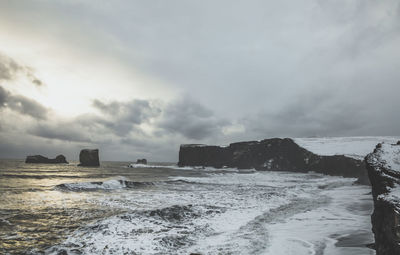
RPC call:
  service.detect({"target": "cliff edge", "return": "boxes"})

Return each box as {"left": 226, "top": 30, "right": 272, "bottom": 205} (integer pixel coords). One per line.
{"left": 365, "top": 142, "right": 400, "bottom": 255}
{"left": 179, "top": 138, "right": 369, "bottom": 184}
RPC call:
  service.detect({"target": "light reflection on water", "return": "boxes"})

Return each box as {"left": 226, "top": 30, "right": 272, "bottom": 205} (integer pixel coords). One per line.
{"left": 0, "top": 160, "right": 193, "bottom": 254}
{"left": 0, "top": 160, "right": 375, "bottom": 255}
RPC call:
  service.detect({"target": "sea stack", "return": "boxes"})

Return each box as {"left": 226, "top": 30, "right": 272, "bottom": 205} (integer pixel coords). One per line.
{"left": 136, "top": 159, "right": 147, "bottom": 164}
{"left": 78, "top": 149, "right": 100, "bottom": 167}
{"left": 365, "top": 142, "right": 400, "bottom": 255}
{"left": 179, "top": 138, "right": 369, "bottom": 184}
{"left": 25, "top": 154, "right": 68, "bottom": 164}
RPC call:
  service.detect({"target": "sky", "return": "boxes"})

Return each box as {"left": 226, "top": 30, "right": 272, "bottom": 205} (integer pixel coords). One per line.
{"left": 0, "top": 0, "right": 399, "bottom": 162}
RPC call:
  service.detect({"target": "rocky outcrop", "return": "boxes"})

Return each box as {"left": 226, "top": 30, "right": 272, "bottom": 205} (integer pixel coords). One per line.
{"left": 78, "top": 149, "right": 100, "bottom": 167}
{"left": 365, "top": 142, "right": 400, "bottom": 255}
{"left": 179, "top": 138, "right": 369, "bottom": 184}
{"left": 25, "top": 154, "right": 68, "bottom": 164}
{"left": 136, "top": 159, "right": 147, "bottom": 164}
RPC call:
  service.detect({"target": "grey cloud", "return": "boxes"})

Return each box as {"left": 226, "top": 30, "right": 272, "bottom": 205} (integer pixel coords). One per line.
{"left": 0, "top": 86, "right": 48, "bottom": 119}
{"left": 29, "top": 113, "right": 119, "bottom": 143}
{"left": 0, "top": 132, "right": 83, "bottom": 161}
{"left": 27, "top": 97, "right": 229, "bottom": 152}
{"left": 66, "top": 0, "right": 399, "bottom": 121}
{"left": 1, "top": 0, "right": 400, "bottom": 162}
{"left": 311, "top": 0, "right": 400, "bottom": 62}
{"left": 0, "top": 52, "right": 43, "bottom": 86}
{"left": 241, "top": 85, "right": 399, "bottom": 139}
{"left": 28, "top": 113, "right": 125, "bottom": 144}
{"left": 8, "top": 95, "right": 48, "bottom": 119}
{"left": 92, "top": 98, "right": 161, "bottom": 136}
{"left": 92, "top": 99, "right": 121, "bottom": 115}
{"left": 32, "top": 79, "right": 42, "bottom": 87}
{"left": 157, "top": 99, "right": 229, "bottom": 140}
{"left": 29, "top": 122, "right": 92, "bottom": 142}
{"left": 28, "top": 97, "right": 162, "bottom": 143}
{"left": 0, "top": 53, "right": 21, "bottom": 81}
{"left": 0, "top": 86, "right": 9, "bottom": 106}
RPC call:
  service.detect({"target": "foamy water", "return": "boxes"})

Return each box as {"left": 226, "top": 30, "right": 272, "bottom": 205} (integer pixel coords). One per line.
{"left": 0, "top": 160, "right": 375, "bottom": 255}
{"left": 50, "top": 171, "right": 373, "bottom": 254}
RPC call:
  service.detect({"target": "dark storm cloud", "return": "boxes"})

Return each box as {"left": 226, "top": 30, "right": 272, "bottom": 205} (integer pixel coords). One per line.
{"left": 0, "top": 52, "right": 43, "bottom": 86}
{"left": 156, "top": 99, "right": 229, "bottom": 140}
{"left": 0, "top": 86, "right": 48, "bottom": 119}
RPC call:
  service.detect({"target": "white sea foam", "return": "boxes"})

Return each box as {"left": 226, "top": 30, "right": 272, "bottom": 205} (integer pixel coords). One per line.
{"left": 48, "top": 170, "right": 374, "bottom": 255}
{"left": 55, "top": 177, "right": 154, "bottom": 191}
{"left": 127, "top": 163, "right": 241, "bottom": 172}
{"left": 266, "top": 184, "right": 375, "bottom": 255}
{"left": 57, "top": 179, "right": 126, "bottom": 191}
{"left": 127, "top": 163, "right": 184, "bottom": 169}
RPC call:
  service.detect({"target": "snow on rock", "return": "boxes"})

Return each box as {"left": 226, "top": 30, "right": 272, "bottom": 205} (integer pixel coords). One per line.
{"left": 377, "top": 143, "right": 400, "bottom": 173}
{"left": 365, "top": 141, "right": 400, "bottom": 255}
{"left": 178, "top": 138, "right": 369, "bottom": 184}
{"left": 295, "top": 136, "right": 400, "bottom": 160}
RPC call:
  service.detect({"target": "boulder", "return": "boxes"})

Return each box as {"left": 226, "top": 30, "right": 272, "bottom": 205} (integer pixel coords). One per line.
{"left": 178, "top": 138, "right": 368, "bottom": 184}
{"left": 365, "top": 143, "right": 400, "bottom": 255}
{"left": 78, "top": 149, "right": 100, "bottom": 167}
{"left": 136, "top": 158, "right": 147, "bottom": 164}
{"left": 25, "top": 154, "right": 68, "bottom": 164}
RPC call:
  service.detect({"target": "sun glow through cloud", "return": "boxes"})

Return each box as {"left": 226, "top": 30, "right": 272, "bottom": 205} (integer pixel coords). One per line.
{"left": 0, "top": 18, "right": 177, "bottom": 117}
{"left": 0, "top": 0, "right": 399, "bottom": 162}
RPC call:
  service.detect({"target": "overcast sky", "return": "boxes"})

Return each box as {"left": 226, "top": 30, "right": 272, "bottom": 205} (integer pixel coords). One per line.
{"left": 0, "top": 0, "right": 399, "bottom": 162}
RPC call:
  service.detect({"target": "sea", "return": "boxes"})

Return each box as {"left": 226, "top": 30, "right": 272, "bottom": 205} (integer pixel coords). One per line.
{"left": 0, "top": 159, "right": 375, "bottom": 255}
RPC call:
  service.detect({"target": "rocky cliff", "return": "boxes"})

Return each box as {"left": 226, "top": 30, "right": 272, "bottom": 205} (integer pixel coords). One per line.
{"left": 78, "top": 149, "right": 100, "bottom": 167}
{"left": 365, "top": 142, "right": 400, "bottom": 255}
{"left": 179, "top": 138, "right": 369, "bottom": 184}
{"left": 25, "top": 154, "right": 68, "bottom": 164}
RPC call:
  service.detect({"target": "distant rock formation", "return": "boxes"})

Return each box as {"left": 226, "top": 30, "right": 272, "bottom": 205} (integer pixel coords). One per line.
{"left": 178, "top": 138, "right": 369, "bottom": 184}
{"left": 365, "top": 142, "right": 400, "bottom": 255}
{"left": 25, "top": 154, "right": 68, "bottom": 164}
{"left": 78, "top": 149, "right": 100, "bottom": 167}
{"left": 136, "top": 159, "right": 147, "bottom": 164}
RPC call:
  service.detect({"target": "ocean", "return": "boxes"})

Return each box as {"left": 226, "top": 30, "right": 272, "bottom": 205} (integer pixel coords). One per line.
{"left": 0, "top": 159, "right": 375, "bottom": 255}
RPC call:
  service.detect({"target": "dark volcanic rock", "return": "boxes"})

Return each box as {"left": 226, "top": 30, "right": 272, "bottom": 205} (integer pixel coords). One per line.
{"left": 78, "top": 149, "right": 100, "bottom": 167}
{"left": 25, "top": 154, "right": 68, "bottom": 164}
{"left": 365, "top": 143, "right": 400, "bottom": 255}
{"left": 179, "top": 138, "right": 369, "bottom": 184}
{"left": 136, "top": 158, "right": 147, "bottom": 164}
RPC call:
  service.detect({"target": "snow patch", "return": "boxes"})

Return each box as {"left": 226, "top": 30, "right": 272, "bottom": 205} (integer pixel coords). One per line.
{"left": 378, "top": 143, "right": 400, "bottom": 173}
{"left": 295, "top": 136, "right": 400, "bottom": 159}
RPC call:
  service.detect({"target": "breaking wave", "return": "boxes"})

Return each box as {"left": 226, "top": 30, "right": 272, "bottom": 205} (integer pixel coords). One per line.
{"left": 127, "top": 163, "right": 193, "bottom": 170}
{"left": 126, "top": 163, "right": 246, "bottom": 172}
{"left": 44, "top": 170, "right": 373, "bottom": 255}
{"left": 55, "top": 179, "right": 154, "bottom": 191}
